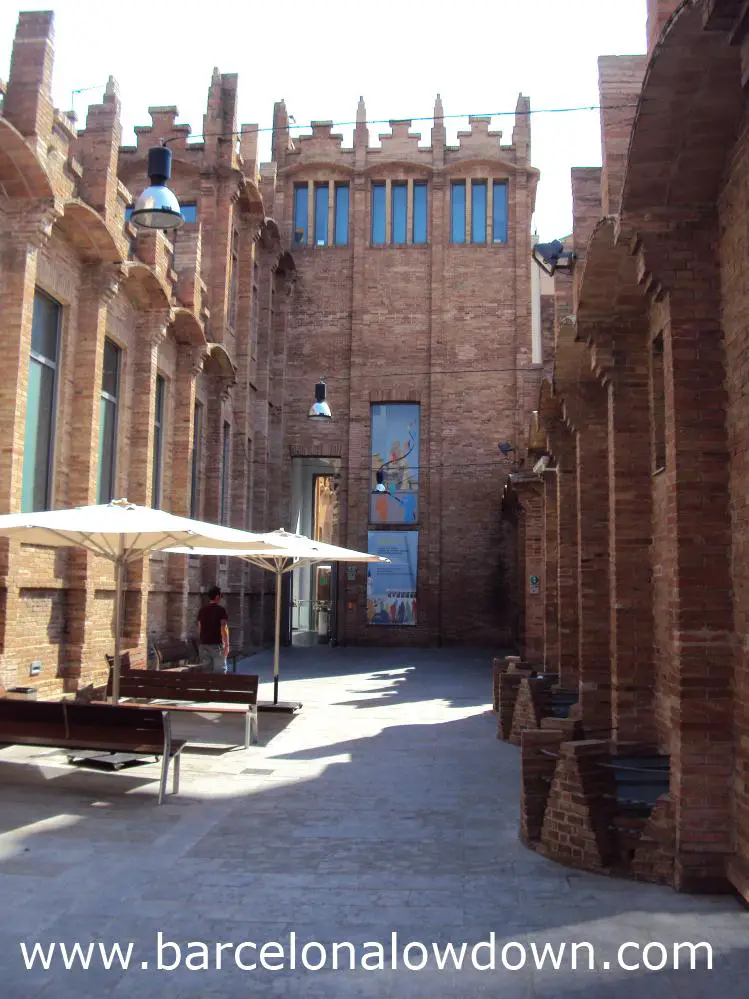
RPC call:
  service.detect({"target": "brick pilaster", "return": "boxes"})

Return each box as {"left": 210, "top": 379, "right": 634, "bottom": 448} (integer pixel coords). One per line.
{"left": 549, "top": 421, "right": 579, "bottom": 691}
{"left": 165, "top": 347, "right": 203, "bottom": 639}
{"left": 576, "top": 384, "right": 611, "bottom": 737}
{"left": 644, "top": 219, "right": 734, "bottom": 892}
{"left": 514, "top": 477, "right": 544, "bottom": 662}
{"left": 608, "top": 325, "right": 656, "bottom": 745}
{"left": 543, "top": 468, "right": 559, "bottom": 671}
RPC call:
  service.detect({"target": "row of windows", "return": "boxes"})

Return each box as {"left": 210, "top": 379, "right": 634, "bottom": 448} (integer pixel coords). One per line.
{"left": 451, "top": 180, "right": 508, "bottom": 245}
{"left": 21, "top": 289, "right": 213, "bottom": 520}
{"left": 293, "top": 183, "right": 350, "bottom": 247}
{"left": 293, "top": 180, "right": 509, "bottom": 247}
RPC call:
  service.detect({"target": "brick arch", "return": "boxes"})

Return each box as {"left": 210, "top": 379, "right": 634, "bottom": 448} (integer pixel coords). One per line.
{"left": 169, "top": 307, "right": 206, "bottom": 349}
{"left": 236, "top": 174, "right": 264, "bottom": 220}
{"left": 0, "top": 117, "right": 53, "bottom": 199}
{"left": 120, "top": 261, "right": 171, "bottom": 312}
{"left": 55, "top": 200, "right": 123, "bottom": 264}
{"left": 203, "top": 342, "right": 236, "bottom": 379}
{"left": 257, "top": 217, "right": 281, "bottom": 253}
{"left": 575, "top": 218, "right": 647, "bottom": 335}
{"left": 552, "top": 319, "right": 600, "bottom": 434}
{"left": 622, "top": 0, "right": 742, "bottom": 216}
{"left": 538, "top": 377, "right": 563, "bottom": 426}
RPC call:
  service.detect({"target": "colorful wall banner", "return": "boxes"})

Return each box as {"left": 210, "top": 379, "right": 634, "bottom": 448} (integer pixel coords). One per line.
{"left": 369, "top": 403, "right": 419, "bottom": 524}
{"left": 366, "top": 531, "right": 418, "bottom": 626}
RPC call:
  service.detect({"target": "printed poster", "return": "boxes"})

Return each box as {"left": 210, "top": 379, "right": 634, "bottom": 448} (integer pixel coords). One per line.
{"left": 369, "top": 404, "right": 419, "bottom": 524}
{"left": 367, "top": 531, "right": 418, "bottom": 626}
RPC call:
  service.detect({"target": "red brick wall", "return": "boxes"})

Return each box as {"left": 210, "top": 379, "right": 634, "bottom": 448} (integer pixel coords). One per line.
{"left": 718, "top": 108, "right": 749, "bottom": 876}
{"left": 278, "top": 112, "right": 540, "bottom": 646}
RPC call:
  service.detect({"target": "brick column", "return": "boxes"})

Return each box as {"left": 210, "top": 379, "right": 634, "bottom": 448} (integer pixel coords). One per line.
{"left": 549, "top": 420, "right": 579, "bottom": 691}
{"left": 608, "top": 326, "right": 656, "bottom": 745}
{"left": 166, "top": 346, "right": 204, "bottom": 639}
{"left": 124, "top": 314, "right": 169, "bottom": 650}
{"left": 514, "top": 476, "right": 544, "bottom": 662}
{"left": 576, "top": 383, "right": 611, "bottom": 737}
{"left": 543, "top": 467, "right": 559, "bottom": 671}
{"left": 644, "top": 220, "right": 734, "bottom": 892}
{"left": 63, "top": 265, "right": 124, "bottom": 690}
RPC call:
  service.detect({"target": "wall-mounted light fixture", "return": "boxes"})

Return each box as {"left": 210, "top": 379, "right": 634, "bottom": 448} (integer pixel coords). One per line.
{"left": 308, "top": 378, "right": 332, "bottom": 420}
{"left": 532, "top": 239, "right": 576, "bottom": 277}
{"left": 130, "top": 146, "right": 184, "bottom": 231}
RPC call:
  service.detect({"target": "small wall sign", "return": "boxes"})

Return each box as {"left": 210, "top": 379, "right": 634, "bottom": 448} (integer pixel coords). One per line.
{"left": 529, "top": 575, "right": 540, "bottom": 595}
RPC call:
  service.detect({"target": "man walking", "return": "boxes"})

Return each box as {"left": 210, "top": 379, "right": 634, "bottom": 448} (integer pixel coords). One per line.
{"left": 197, "top": 585, "right": 229, "bottom": 673}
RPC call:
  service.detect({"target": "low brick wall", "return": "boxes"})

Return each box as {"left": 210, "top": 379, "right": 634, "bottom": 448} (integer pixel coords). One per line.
{"left": 520, "top": 728, "right": 563, "bottom": 844}
{"left": 539, "top": 740, "right": 617, "bottom": 871}
{"left": 510, "top": 675, "right": 556, "bottom": 745}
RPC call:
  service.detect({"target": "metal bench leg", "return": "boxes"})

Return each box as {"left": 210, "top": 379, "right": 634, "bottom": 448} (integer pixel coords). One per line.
{"left": 245, "top": 712, "right": 251, "bottom": 750}
{"left": 158, "top": 754, "right": 169, "bottom": 805}
{"left": 250, "top": 707, "right": 258, "bottom": 745}
{"left": 172, "top": 752, "right": 181, "bottom": 796}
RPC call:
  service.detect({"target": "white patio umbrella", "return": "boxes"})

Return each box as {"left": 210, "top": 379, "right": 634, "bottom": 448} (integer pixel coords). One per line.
{"left": 0, "top": 499, "right": 285, "bottom": 703}
{"left": 165, "top": 529, "right": 390, "bottom": 711}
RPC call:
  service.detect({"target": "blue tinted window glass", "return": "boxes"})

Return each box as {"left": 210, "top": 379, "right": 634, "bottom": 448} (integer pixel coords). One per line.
{"left": 314, "top": 184, "right": 329, "bottom": 245}
{"left": 413, "top": 182, "right": 427, "bottom": 244}
{"left": 471, "top": 181, "right": 487, "bottom": 244}
{"left": 391, "top": 184, "right": 407, "bottom": 244}
{"left": 493, "top": 181, "right": 509, "bottom": 243}
{"left": 181, "top": 203, "right": 197, "bottom": 223}
{"left": 334, "top": 184, "right": 349, "bottom": 245}
{"left": 371, "top": 183, "right": 386, "bottom": 245}
{"left": 451, "top": 182, "right": 466, "bottom": 243}
{"left": 125, "top": 206, "right": 133, "bottom": 222}
{"left": 293, "top": 184, "right": 308, "bottom": 245}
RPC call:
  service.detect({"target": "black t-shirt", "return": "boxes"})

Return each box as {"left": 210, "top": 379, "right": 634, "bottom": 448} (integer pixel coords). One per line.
{"left": 197, "top": 602, "right": 228, "bottom": 645}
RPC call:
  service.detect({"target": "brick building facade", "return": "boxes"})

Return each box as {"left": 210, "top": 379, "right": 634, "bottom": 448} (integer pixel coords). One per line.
{"left": 0, "top": 9, "right": 546, "bottom": 694}
{"left": 0, "top": 11, "right": 293, "bottom": 696}
{"left": 274, "top": 95, "right": 544, "bottom": 646}
{"left": 502, "top": 0, "right": 749, "bottom": 900}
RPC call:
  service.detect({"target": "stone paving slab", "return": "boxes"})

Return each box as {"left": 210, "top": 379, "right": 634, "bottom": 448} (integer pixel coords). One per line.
{"left": 0, "top": 646, "right": 747, "bottom": 997}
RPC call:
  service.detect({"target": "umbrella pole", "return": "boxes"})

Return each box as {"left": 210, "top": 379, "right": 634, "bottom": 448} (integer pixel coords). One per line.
{"left": 111, "top": 555, "right": 124, "bottom": 705}
{"left": 273, "top": 568, "right": 282, "bottom": 705}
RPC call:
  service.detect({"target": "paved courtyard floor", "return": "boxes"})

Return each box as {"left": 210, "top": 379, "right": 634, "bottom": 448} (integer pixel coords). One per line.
{"left": 0, "top": 646, "right": 747, "bottom": 997}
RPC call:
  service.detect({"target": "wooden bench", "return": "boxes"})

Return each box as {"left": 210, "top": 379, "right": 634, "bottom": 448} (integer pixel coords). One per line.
{"left": 153, "top": 638, "right": 199, "bottom": 670}
{"left": 0, "top": 699, "right": 184, "bottom": 805}
{"left": 105, "top": 647, "right": 149, "bottom": 671}
{"left": 106, "top": 668, "right": 259, "bottom": 749}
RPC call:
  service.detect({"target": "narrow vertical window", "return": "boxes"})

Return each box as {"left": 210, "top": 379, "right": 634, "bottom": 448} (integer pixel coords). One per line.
{"left": 391, "top": 183, "right": 407, "bottom": 245}
{"left": 371, "top": 182, "right": 386, "bottom": 245}
{"left": 314, "top": 183, "right": 329, "bottom": 246}
{"left": 471, "top": 181, "right": 487, "bottom": 244}
{"left": 451, "top": 181, "right": 466, "bottom": 243}
{"left": 190, "top": 401, "right": 203, "bottom": 519}
{"left": 97, "top": 338, "right": 121, "bottom": 504}
{"left": 152, "top": 374, "right": 165, "bottom": 508}
{"left": 492, "top": 181, "right": 509, "bottom": 243}
{"left": 22, "top": 290, "right": 61, "bottom": 512}
{"left": 412, "top": 182, "right": 428, "bottom": 244}
{"left": 220, "top": 420, "right": 230, "bottom": 524}
{"left": 334, "top": 183, "right": 349, "bottom": 245}
{"left": 228, "top": 226, "right": 239, "bottom": 329}
{"left": 293, "top": 183, "right": 308, "bottom": 245}
{"left": 652, "top": 334, "right": 666, "bottom": 472}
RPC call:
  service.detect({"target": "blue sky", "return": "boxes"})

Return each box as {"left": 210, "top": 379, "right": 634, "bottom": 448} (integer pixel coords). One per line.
{"left": 0, "top": 0, "right": 647, "bottom": 239}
